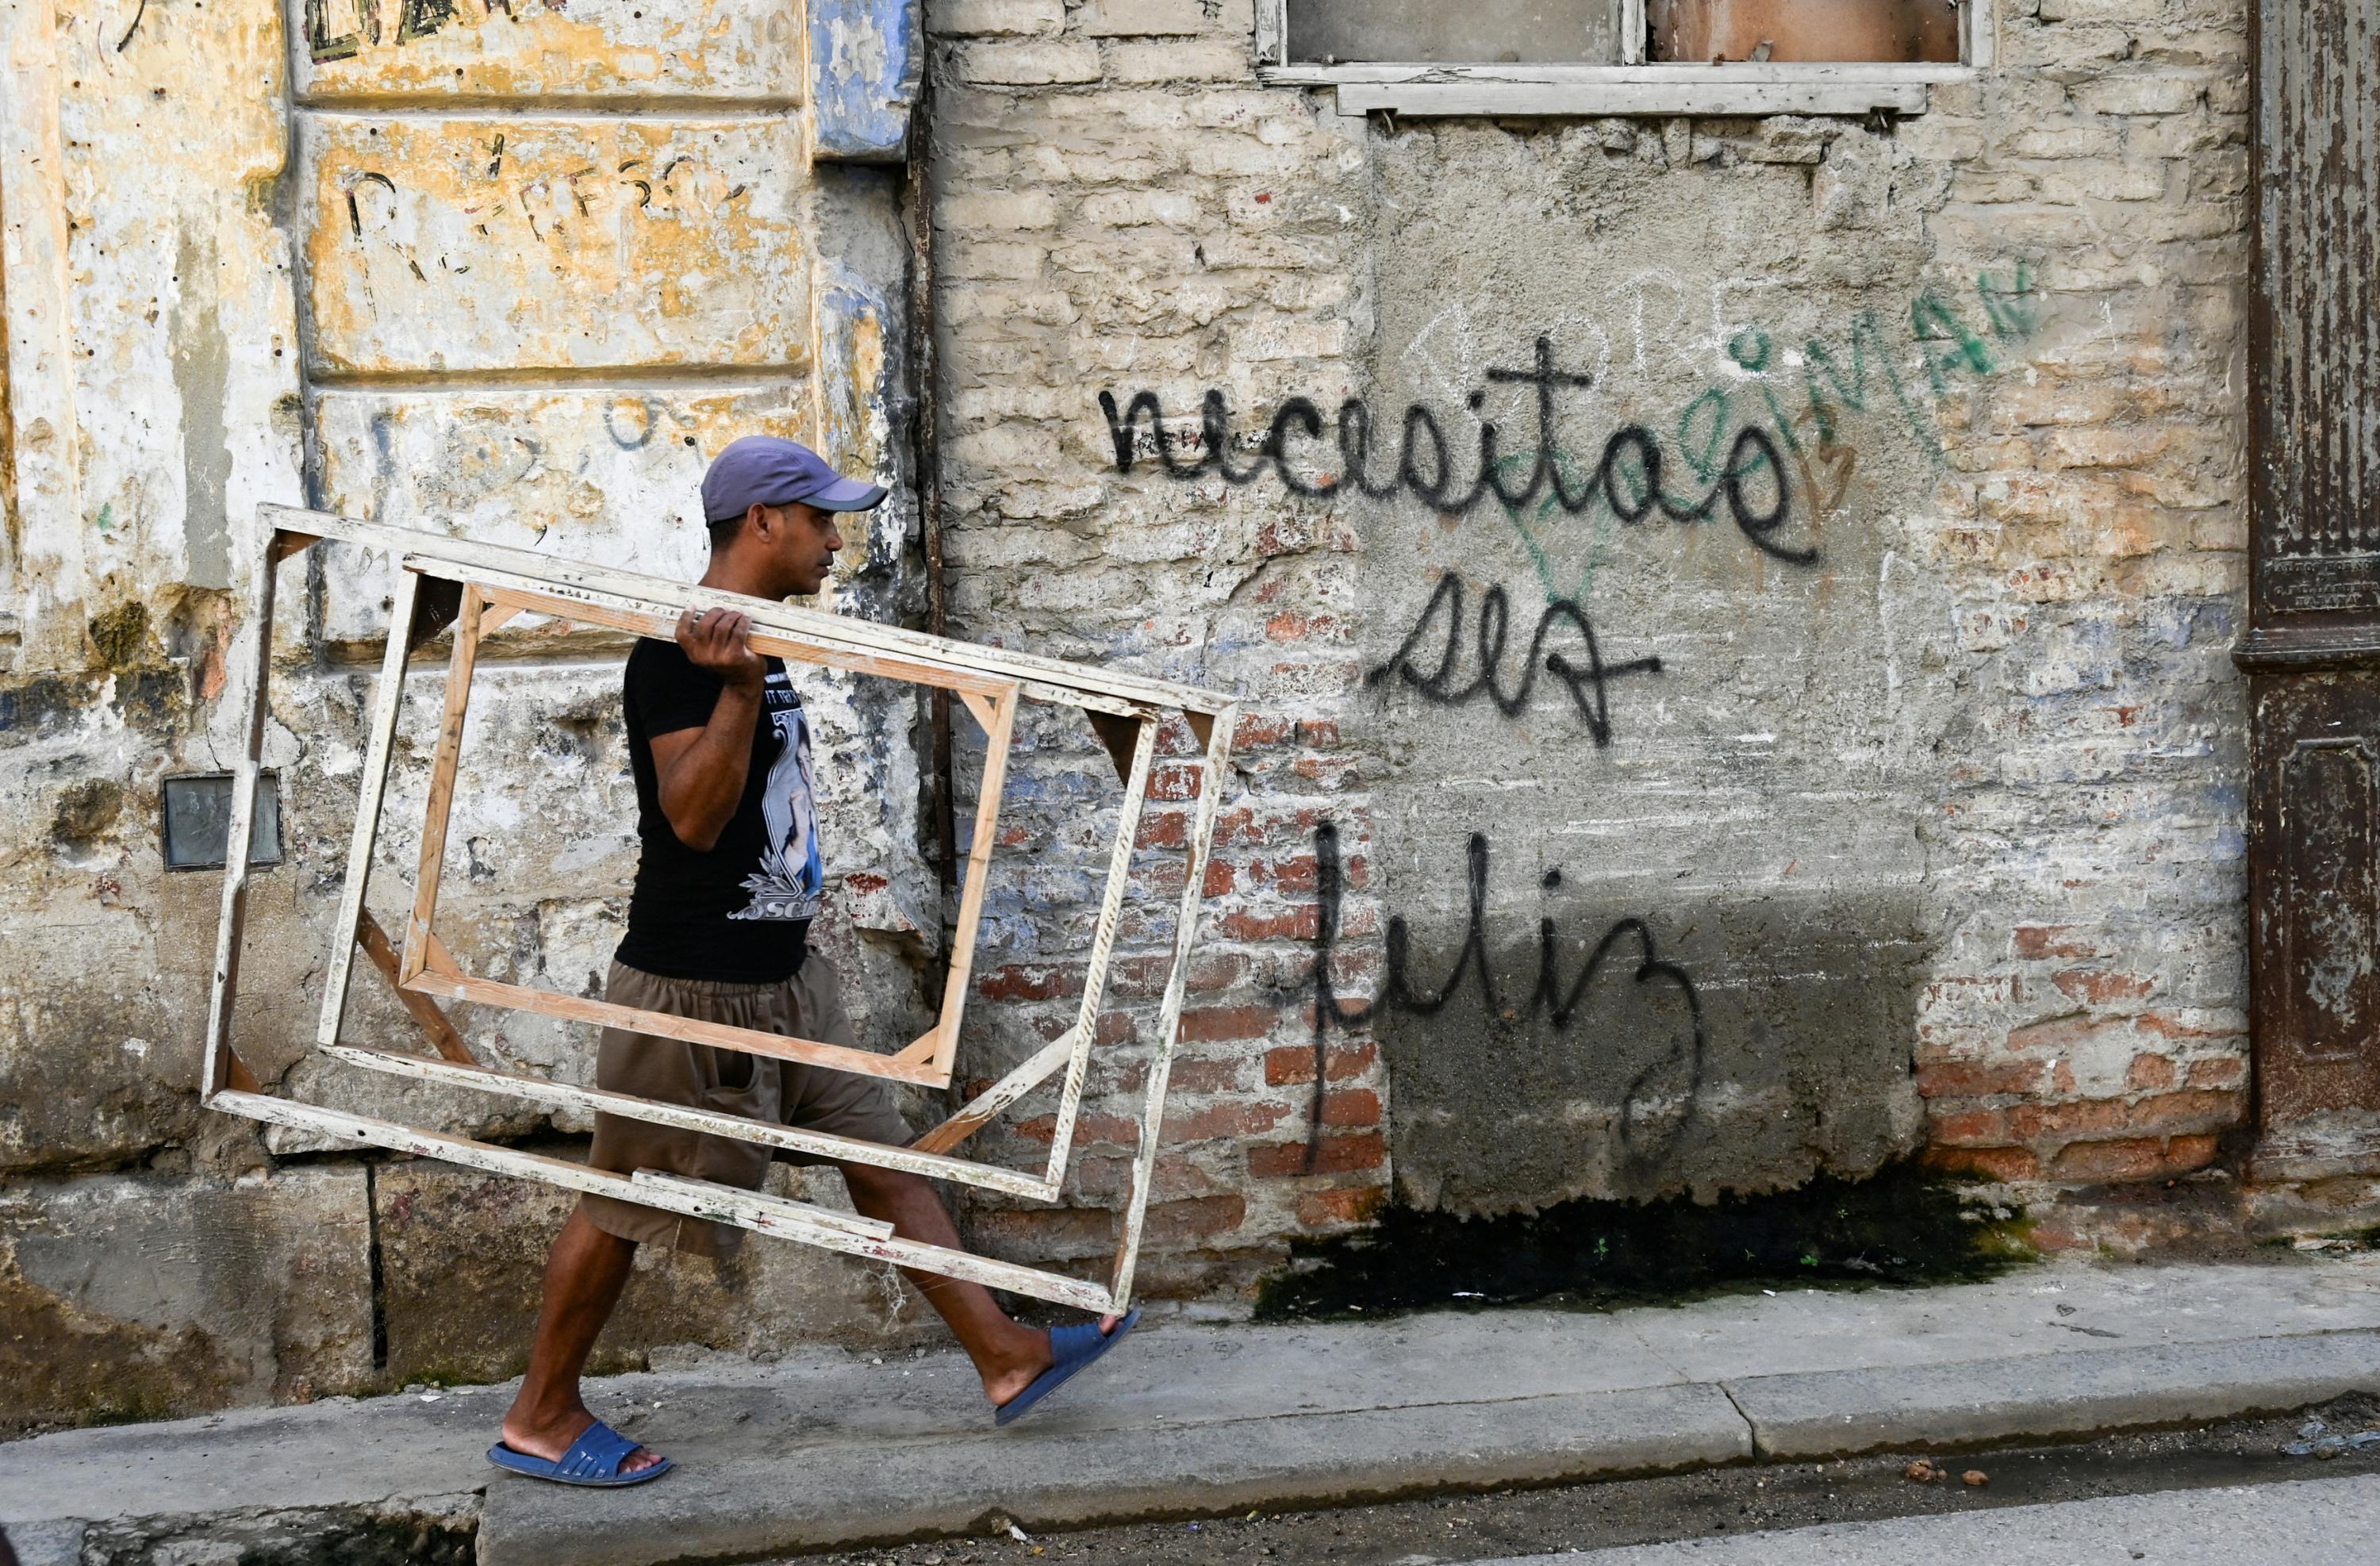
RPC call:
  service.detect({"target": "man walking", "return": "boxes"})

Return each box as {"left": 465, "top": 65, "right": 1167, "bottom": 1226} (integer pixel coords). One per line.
{"left": 488, "top": 437, "right": 1134, "bottom": 1487}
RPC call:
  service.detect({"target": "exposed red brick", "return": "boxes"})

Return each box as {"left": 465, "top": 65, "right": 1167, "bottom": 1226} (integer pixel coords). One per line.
{"left": 2008, "top": 1097, "right": 2130, "bottom": 1140}
{"left": 1298, "top": 718, "right": 1346, "bottom": 748}
{"left": 2049, "top": 1136, "right": 2202, "bottom": 1183}
{"left": 1264, "top": 1041, "right": 1377, "bottom": 1087}
{"left": 1250, "top": 1132, "right": 1386, "bottom": 1177}
{"left": 1136, "top": 810, "right": 1188, "bottom": 850}
{"left": 1296, "top": 1186, "right": 1388, "bottom": 1228}
{"left": 1929, "top": 1105, "right": 2010, "bottom": 1145}
{"left": 2027, "top": 1219, "right": 2089, "bottom": 1252}
{"left": 1250, "top": 852, "right": 1320, "bottom": 892}
{"left": 1177, "top": 1004, "right": 1281, "bottom": 1043}
{"left": 1188, "top": 952, "right": 1249, "bottom": 992}
{"left": 1010, "top": 1111, "right": 1139, "bottom": 1150}
{"left": 1203, "top": 859, "right": 1236, "bottom": 896}
{"left": 1221, "top": 905, "right": 1321, "bottom": 942}
{"left": 1265, "top": 611, "right": 1345, "bottom": 642}
{"left": 1165, "top": 1100, "right": 1290, "bottom": 1144}
{"left": 1106, "top": 953, "right": 1173, "bottom": 999}
{"left": 1232, "top": 712, "right": 1295, "bottom": 750}
{"left": 1923, "top": 1145, "right": 2041, "bottom": 1181}
{"left": 2127, "top": 1089, "right": 2244, "bottom": 1135}
{"left": 1141, "top": 1195, "right": 1248, "bottom": 1246}
{"left": 1290, "top": 754, "right": 1364, "bottom": 789}
{"left": 2052, "top": 968, "right": 2155, "bottom": 1004}
{"left": 2185, "top": 1056, "right": 2248, "bottom": 1090}
{"left": 2014, "top": 926, "right": 2102, "bottom": 960}
{"left": 1209, "top": 807, "right": 1262, "bottom": 846}
{"left": 1915, "top": 1059, "right": 2044, "bottom": 1098}
{"left": 976, "top": 963, "right": 1082, "bottom": 1002}
{"left": 2125, "top": 1052, "right": 2178, "bottom": 1090}
{"left": 1319, "top": 1088, "right": 1382, "bottom": 1128}
{"left": 1149, "top": 763, "right": 1205, "bottom": 802}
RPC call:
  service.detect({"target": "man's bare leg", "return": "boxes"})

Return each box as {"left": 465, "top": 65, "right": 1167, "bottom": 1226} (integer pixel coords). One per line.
{"left": 839, "top": 1163, "right": 1123, "bottom": 1408}
{"left": 499, "top": 1206, "right": 662, "bottom": 1472}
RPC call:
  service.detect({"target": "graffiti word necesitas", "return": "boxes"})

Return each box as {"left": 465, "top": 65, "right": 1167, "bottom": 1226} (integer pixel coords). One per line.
{"left": 1100, "top": 337, "right": 1810, "bottom": 566}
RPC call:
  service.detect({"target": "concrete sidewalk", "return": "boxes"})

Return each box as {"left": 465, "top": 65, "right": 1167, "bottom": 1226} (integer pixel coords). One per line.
{"left": 6, "top": 1254, "right": 2380, "bottom": 1566}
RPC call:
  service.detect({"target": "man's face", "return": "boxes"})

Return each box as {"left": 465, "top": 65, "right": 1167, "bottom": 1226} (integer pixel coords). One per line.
{"left": 758, "top": 501, "right": 845, "bottom": 597}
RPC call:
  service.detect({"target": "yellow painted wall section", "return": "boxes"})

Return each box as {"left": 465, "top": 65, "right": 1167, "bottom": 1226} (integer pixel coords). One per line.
{"left": 301, "top": 117, "right": 813, "bottom": 377}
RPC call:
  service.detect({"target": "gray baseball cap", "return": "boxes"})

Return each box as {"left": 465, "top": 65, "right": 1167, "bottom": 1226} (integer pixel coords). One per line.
{"left": 701, "top": 436, "right": 887, "bottom": 524}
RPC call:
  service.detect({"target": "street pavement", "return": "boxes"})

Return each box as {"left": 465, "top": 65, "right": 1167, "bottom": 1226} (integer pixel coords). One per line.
{"left": 1479, "top": 1472, "right": 2380, "bottom": 1564}
{"left": 4, "top": 1253, "right": 2379, "bottom": 1564}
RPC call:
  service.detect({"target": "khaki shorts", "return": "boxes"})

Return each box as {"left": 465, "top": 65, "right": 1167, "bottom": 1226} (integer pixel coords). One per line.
{"left": 580, "top": 958, "right": 913, "bottom": 1257}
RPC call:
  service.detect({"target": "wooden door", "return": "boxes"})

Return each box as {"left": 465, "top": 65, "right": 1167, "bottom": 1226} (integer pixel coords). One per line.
{"left": 2240, "top": 0, "right": 2380, "bottom": 1176}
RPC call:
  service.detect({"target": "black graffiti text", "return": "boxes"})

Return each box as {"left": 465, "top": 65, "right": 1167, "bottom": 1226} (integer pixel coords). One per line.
{"left": 1305, "top": 823, "right": 1708, "bottom": 1175}
{"left": 1366, "top": 573, "right": 1664, "bottom": 745}
{"left": 1098, "top": 336, "right": 1814, "bottom": 566}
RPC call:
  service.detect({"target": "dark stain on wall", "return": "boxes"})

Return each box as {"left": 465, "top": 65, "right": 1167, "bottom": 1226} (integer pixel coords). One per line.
{"left": 0, "top": 1265, "right": 236, "bottom": 1439}
{"left": 86, "top": 601, "right": 152, "bottom": 670}
{"left": 1308, "top": 823, "right": 1927, "bottom": 1213}
{"left": 1255, "top": 1161, "right": 2031, "bottom": 1321}
{"left": 1380, "top": 885, "right": 1930, "bottom": 1213}
{"left": 51, "top": 778, "right": 126, "bottom": 850}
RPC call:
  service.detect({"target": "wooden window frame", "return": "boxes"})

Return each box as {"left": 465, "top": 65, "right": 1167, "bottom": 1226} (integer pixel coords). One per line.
{"left": 201, "top": 505, "right": 1238, "bottom": 1314}
{"left": 1255, "top": 0, "right": 1994, "bottom": 118}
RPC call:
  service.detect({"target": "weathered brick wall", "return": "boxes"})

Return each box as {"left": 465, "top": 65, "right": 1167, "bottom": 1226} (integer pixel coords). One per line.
{"left": 1900, "top": 0, "right": 2252, "bottom": 1207}
{"left": 925, "top": 0, "right": 2259, "bottom": 1276}
{"left": 924, "top": 0, "right": 1391, "bottom": 1296}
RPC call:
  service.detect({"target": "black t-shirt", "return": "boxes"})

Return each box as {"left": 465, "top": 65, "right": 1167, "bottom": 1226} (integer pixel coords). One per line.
{"left": 615, "top": 640, "right": 820, "bottom": 983}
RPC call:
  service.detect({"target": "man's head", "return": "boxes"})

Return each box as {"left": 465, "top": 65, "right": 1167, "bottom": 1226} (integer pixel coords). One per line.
{"left": 698, "top": 436, "right": 886, "bottom": 598}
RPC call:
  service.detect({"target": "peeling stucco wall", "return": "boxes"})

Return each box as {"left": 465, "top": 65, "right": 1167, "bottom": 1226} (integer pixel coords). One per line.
{"left": 0, "top": 0, "right": 943, "bottom": 1435}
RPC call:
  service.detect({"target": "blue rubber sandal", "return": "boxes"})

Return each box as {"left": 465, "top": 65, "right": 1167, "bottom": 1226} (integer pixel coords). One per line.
{"left": 995, "top": 1309, "right": 1142, "bottom": 1429}
{"left": 486, "top": 1418, "right": 673, "bottom": 1487}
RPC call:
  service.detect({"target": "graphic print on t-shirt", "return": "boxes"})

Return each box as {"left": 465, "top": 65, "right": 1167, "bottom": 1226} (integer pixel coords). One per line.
{"left": 729, "top": 671, "right": 823, "bottom": 922}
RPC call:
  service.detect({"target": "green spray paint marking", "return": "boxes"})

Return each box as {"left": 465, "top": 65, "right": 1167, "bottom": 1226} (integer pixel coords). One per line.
{"left": 1480, "top": 269, "right": 2041, "bottom": 600}
{"left": 1976, "top": 261, "right": 2041, "bottom": 340}
{"left": 1491, "top": 447, "right": 1614, "bottom": 605}
{"left": 1676, "top": 388, "right": 1730, "bottom": 482}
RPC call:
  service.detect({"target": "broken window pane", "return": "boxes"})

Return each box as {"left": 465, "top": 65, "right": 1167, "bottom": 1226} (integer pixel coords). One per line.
{"left": 1286, "top": 0, "right": 1621, "bottom": 65}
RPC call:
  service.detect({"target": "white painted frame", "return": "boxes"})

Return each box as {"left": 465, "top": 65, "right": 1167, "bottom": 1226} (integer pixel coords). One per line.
{"left": 201, "top": 506, "right": 1239, "bottom": 1314}
{"left": 1256, "top": 0, "right": 1993, "bottom": 117}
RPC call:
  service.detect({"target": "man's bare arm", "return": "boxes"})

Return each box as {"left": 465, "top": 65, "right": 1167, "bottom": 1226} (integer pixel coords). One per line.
{"left": 651, "top": 608, "right": 766, "bottom": 852}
